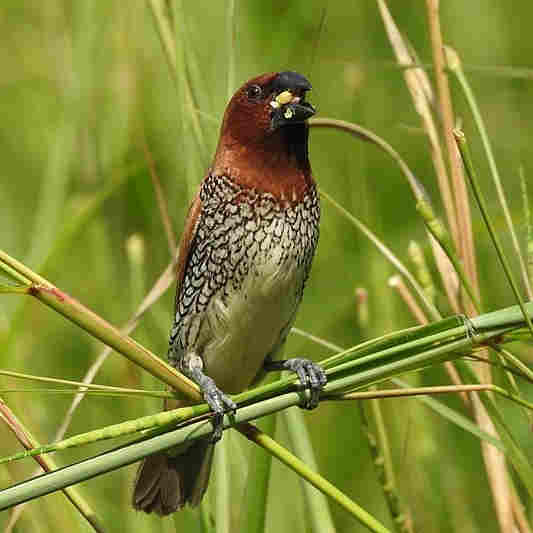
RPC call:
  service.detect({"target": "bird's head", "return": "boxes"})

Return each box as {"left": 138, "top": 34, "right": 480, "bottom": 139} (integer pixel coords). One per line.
{"left": 217, "top": 71, "right": 314, "bottom": 154}
{"left": 213, "top": 71, "right": 316, "bottom": 198}
{"left": 219, "top": 71, "right": 315, "bottom": 144}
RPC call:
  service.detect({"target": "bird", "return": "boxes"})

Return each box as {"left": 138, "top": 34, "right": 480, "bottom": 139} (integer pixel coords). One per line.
{"left": 132, "top": 71, "right": 326, "bottom": 515}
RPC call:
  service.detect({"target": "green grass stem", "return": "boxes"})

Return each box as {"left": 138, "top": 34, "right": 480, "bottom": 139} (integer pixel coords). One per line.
{"left": 447, "top": 47, "right": 533, "bottom": 300}
{"left": 283, "top": 407, "right": 337, "bottom": 533}
{"left": 0, "top": 398, "right": 104, "bottom": 532}
{"left": 454, "top": 130, "right": 533, "bottom": 339}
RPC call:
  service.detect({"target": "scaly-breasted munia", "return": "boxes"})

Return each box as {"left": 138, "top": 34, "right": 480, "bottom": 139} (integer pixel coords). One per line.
{"left": 132, "top": 71, "right": 326, "bottom": 515}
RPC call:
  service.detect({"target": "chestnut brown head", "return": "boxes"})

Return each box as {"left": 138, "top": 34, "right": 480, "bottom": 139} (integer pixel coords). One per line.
{"left": 219, "top": 71, "right": 315, "bottom": 147}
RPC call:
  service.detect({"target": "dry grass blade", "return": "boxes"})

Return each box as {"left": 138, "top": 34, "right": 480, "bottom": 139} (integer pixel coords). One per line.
{"left": 455, "top": 129, "right": 533, "bottom": 337}
{"left": 140, "top": 131, "right": 177, "bottom": 255}
{"left": 312, "top": 116, "right": 461, "bottom": 313}
{"left": 449, "top": 127, "right": 517, "bottom": 530}
{"left": 388, "top": 273, "right": 468, "bottom": 405}
{"left": 376, "top": 0, "right": 457, "bottom": 243}
{"left": 388, "top": 275, "right": 428, "bottom": 325}
{"left": 55, "top": 260, "right": 176, "bottom": 440}
{"left": 375, "top": 0, "right": 461, "bottom": 313}
{"left": 511, "top": 483, "right": 533, "bottom": 533}
{"left": 408, "top": 241, "right": 436, "bottom": 305}
{"left": 1, "top": 399, "right": 104, "bottom": 532}
{"left": 1, "top": 400, "right": 49, "bottom": 474}
{"left": 446, "top": 46, "right": 533, "bottom": 301}
{"left": 471, "top": 394, "right": 514, "bottom": 532}
{"left": 429, "top": 233, "right": 460, "bottom": 312}
{"left": 424, "top": 0, "right": 479, "bottom": 314}
{"left": 412, "top": 6, "right": 515, "bottom": 525}
{"left": 4, "top": 261, "right": 176, "bottom": 530}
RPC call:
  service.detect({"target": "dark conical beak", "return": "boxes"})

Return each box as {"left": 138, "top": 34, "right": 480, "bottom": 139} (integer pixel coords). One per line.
{"left": 274, "top": 71, "right": 312, "bottom": 92}
{"left": 270, "top": 71, "right": 315, "bottom": 130}
{"left": 271, "top": 100, "right": 316, "bottom": 129}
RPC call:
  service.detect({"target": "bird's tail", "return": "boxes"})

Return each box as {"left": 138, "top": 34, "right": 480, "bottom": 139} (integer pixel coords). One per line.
{"left": 132, "top": 437, "right": 214, "bottom": 515}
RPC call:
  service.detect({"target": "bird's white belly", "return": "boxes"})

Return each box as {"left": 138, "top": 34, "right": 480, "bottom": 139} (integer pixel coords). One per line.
{"left": 201, "top": 251, "right": 304, "bottom": 394}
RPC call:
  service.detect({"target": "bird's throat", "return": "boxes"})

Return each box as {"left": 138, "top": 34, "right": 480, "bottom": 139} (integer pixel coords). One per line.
{"left": 212, "top": 125, "right": 313, "bottom": 204}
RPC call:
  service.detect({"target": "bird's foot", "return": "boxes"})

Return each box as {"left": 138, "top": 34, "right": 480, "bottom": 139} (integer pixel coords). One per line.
{"left": 182, "top": 353, "right": 236, "bottom": 443}
{"left": 265, "top": 358, "right": 327, "bottom": 409}
{"left": 199, "top": 375, "right": 237, "bottom": 443}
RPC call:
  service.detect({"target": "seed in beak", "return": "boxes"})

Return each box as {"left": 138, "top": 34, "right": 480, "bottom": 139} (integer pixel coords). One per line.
{"left": 276, "top": 90, "right": 293, "bottom": 105}
{"left": 283, "top": 107, "right": 294, "bottom": 119}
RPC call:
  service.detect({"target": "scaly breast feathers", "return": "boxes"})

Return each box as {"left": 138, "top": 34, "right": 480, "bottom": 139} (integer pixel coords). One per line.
{"left": 169, "top": 173, "right": 319, "bottom": 395}
{"left": 201, "top": 253, "right": 306, "bottom": 394}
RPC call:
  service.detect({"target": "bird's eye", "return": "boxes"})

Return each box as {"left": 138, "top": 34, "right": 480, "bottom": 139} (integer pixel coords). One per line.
{"left": 246, "top": 84, "right": 263, "bottom": 101}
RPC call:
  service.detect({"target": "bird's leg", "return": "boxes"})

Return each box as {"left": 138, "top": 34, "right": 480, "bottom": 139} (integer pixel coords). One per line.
{"left": 181, "top": 352, "right": 237, "bottom": 443}
{"left": 264, "top": 358, "right": 327, "bottom": 409}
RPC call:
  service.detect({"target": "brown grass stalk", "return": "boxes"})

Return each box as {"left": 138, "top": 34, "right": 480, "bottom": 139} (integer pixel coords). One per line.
{"left": 424, "top": 0, "right": 479, "bottom": 314}
{"left": 388, "top": 274, "right": 468, "bottom": 405}
{"left": 376, "top": 0, "right": 461, "bottom": 313}
{"left": 424, "top": 3, "right": 513, "bottom": 530}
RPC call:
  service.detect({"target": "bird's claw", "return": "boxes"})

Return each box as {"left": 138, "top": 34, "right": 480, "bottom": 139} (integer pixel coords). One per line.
{"left": 201, "top": 376, "right": 237, "bottom": 443}
{"left": 282, "top": 358, "right": 327, "bottom": 409}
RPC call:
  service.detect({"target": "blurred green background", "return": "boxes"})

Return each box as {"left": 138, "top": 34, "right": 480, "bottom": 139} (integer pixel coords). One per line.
{"left": 1, "top": 1, "right": 532, "bottom": 531}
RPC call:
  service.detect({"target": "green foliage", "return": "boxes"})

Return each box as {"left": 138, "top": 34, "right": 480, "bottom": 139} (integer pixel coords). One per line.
{"left": 1, "top": 1, "right": 532, "bottom": 532}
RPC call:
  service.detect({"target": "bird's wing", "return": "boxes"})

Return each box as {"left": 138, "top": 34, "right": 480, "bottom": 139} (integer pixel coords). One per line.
{"left": 175, "top": 191, "right": 203, "bottom": 299}
{"left": 166, "top": 189, "right": 202, "bottom": 404}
